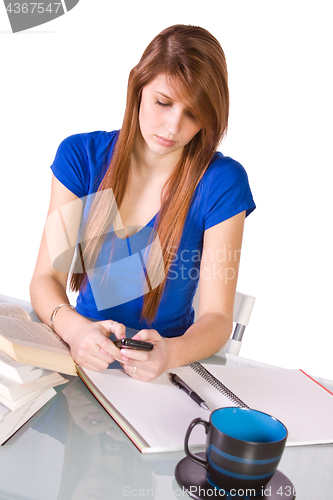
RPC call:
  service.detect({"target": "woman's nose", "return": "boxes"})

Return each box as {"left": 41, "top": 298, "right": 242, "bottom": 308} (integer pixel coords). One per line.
{"left": 164, "top": 109, "right": 182, "bottom": 136}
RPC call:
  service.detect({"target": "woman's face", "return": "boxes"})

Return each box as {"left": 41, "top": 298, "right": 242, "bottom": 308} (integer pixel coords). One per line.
{"left": 137, "top": 74, "right": 202, "bottom": 160}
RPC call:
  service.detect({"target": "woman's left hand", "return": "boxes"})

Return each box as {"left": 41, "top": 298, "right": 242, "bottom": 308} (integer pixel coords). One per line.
{"left": 119, "top": 329, "right": 170, "bottom": 381}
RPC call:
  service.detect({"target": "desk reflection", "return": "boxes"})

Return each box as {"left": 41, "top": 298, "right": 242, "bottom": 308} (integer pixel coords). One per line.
{"left": 0, "top": 380, "right": 181, "bottom": 500}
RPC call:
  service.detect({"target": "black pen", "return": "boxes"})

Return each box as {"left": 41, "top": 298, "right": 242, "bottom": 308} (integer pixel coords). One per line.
{"left": 168, "top": 372, "right": 209, "bottom": 410}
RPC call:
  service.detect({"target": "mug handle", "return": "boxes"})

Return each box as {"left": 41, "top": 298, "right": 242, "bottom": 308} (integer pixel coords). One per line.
{"left": 184, "top": 417, "right": 209, "bottom": 467}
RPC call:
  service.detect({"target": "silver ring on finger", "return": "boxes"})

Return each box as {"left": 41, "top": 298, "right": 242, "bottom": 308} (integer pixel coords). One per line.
{"left": 109, "top": 321, "right": 114, "bottom": 333}
{"left": 133, "top": 366, "right": 137, "bottom": 375}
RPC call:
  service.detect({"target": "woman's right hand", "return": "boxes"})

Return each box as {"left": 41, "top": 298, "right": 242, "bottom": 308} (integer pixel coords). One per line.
{"left": 68, "top": 319, "right": 126, "bottom": 371}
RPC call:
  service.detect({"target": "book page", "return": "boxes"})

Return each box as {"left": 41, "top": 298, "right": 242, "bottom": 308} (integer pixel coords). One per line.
{"left": 0, "top": 388, "right": 56, "bottom": 445}
{"left": 0, "top": 350, "right": 40, "bottom": 372}
{"left": 0, "top": 316, "right": 69, "bottom": 352}
{"left": 81, "top": 365, "right": 235, "bottom": 452}
{"left": 0, "top": 402, "right": 9, "bottom": 420}
{"left": 0, "top": 350, "right": 29, "bottom": 367}
{"left": 0, "top": 351, "right": 43, "bottom": 384}
{"left": 0, "top": 303, "right": 31, "bottom": 321}
{"left": 0, "top": 369, "right": 66, "bottom": 398}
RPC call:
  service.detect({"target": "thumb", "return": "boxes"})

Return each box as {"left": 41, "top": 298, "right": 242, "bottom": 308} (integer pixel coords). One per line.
{"left": 133, "top": 328, "right": 160, "bottom": 342}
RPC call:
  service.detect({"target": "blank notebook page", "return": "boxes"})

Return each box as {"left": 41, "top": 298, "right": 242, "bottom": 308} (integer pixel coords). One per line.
{"left": 82, "top": 366, "right": 236, "bottom": 452}
{"left": 200, "top": 364, "right": 333, "bottom": 446}
{"left": 82, "top": 364, "right": 333, "bottom": 451}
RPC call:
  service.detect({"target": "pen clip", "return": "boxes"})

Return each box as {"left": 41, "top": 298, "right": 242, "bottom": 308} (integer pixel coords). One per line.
{"left": 169, "top": 372, "right": 181, "bottom": 389}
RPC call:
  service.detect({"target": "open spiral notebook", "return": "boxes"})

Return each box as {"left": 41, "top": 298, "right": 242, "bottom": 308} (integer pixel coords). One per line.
{"left": 77, "top": 362, "right": 333, "bottom": 453}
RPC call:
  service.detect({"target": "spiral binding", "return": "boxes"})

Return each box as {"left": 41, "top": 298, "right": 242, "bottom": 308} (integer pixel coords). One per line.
{"left": 190, "top": 362, "right": 249, "bottom": 409}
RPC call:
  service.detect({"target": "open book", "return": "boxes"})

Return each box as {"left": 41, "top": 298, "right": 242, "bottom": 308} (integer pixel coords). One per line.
{"left": 77, "top": 362, "right": 333, "bottom": 453}
{"left": 0, "top": 302, "right": 76, "bottom": 376}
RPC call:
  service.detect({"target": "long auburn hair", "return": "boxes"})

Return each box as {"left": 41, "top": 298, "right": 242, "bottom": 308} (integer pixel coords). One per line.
{"left": 70, "top": 25, "right": 229, "bottom": 322}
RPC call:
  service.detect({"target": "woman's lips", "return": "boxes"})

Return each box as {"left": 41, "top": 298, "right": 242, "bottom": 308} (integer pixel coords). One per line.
{"left": 155, "top": 135, "right": 176, "bottom": 147}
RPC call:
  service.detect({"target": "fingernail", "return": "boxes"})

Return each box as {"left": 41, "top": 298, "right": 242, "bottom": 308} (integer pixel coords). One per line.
{"left": 100, "top": 348, "right": 108, "bottom": 354}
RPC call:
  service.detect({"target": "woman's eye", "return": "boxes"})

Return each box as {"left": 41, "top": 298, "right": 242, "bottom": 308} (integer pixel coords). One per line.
{"left": 156, "top": 100, "right": 170, "bottom": 107}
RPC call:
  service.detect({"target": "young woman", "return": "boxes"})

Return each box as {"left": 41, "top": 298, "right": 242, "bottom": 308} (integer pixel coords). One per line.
{"left": 30, "top": 25, "right": 255, "bottom": 381}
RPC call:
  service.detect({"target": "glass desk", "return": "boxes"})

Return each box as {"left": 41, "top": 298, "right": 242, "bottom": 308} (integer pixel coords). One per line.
{"left": 0, "top": 353, "right": 332, "bottom": 500}
{"left": 0, "top": 294, "right": 332, "bottom": 499}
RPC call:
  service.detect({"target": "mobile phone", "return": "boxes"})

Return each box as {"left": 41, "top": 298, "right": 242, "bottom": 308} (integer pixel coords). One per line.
{"left": 113, "top": 338, "right": 154, "bottom": 351}
{"left": 99, "top": 432, "right": 133, "bottom": 455}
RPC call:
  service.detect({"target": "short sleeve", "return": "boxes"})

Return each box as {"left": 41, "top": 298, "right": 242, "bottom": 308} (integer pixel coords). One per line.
{"left": 50, "top": 134, "right": 89, "bottom": 198}
{"left": 204, "top": 157, "right": 256, "bottom": 230}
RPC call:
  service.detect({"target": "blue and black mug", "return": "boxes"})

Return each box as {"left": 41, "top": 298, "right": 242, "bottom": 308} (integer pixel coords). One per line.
{"left": 184, "top": 407, "right": 288, "bottom": 496}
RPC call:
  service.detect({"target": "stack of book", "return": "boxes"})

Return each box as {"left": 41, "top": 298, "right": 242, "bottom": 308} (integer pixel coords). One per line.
{"left": 0, "top": 301, "right": 76, "bottom": 445}
{"left": 0, "top": 351, "right": 68, "bottom": 445}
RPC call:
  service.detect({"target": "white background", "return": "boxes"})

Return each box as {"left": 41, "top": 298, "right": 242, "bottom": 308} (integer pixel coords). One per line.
{"left": 1, "top": 1, "right": 332, "bottom": 379}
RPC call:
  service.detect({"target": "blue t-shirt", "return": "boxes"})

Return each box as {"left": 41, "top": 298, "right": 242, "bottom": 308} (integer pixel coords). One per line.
{"left": 51, "top": 131, "right": 255, "bottom": 337}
